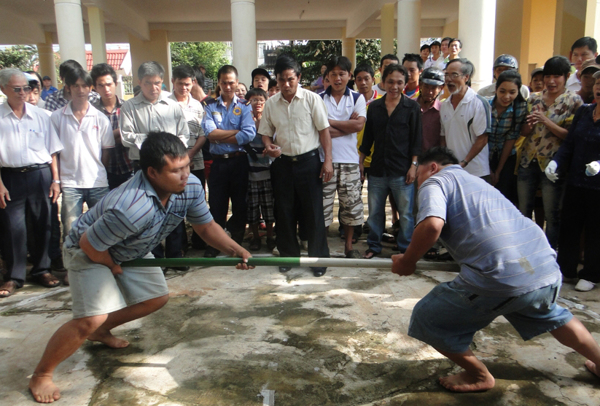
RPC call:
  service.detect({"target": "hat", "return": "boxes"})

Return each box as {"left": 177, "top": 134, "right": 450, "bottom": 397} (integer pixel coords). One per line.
{"left": 251, "top": 68, "right": 271, "bottom": 81}
{"left": 581, "top": 59, "right": 600, "bottom": 74}
{"left": 530, "top": 67, "right": 543, "bottom": 77}
{"left": 494, "top": 54, "right": 518, "bottom": 70}
{"left": 42, "top": 75, "right": 51, "bottom": 80}
{"left": 420, "top": 67, "right": 445, "bottom": 86}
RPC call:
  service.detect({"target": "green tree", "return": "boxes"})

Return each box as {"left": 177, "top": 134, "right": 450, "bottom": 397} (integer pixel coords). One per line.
{"left": 276, "top": 39, "right": 382, "bottom": 85}
{"left": 0, "top": 45, "right": 38, "bottom": 71}
{"left": 170, "top": 42, "right": 230, "bottom": 80}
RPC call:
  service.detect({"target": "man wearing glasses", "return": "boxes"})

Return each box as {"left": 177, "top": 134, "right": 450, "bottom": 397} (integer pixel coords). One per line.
{"left": 440, "top": 58, "right": 491, "bottom": 180}
{"left": 0, "top": 69, "right": 63, "bottom": 297}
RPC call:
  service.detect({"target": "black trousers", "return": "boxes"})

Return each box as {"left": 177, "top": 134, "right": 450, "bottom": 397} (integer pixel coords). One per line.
{"left": 271, "top": 153, "right": 329, "bottom": 259}
{"left": 0, "top": 167, "right": 52, "bottom": 287}
{"left": 557, "top": 184, "right": 600, "bottom": 283}
{"left": 490, "top": 152, "right": 518, "bottom": 207}
{"left": 208, "top": 155, "right": 248, "bottom": 243}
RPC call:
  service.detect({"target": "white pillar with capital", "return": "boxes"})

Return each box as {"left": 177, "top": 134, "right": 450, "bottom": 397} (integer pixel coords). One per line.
{"left": 396, "top": 0, "right": 421, "bottom": 58}
{"left": 458, "top": 0, "right": 496, "bottom": 91}
{"left": 230, "top": 0, "right": 257, "bottom": 87}
{"left": 54, "top": 0, "right": 87, "bottom": 67}
{"left": 88, "top": 6, "right": 107, "bottom": 64}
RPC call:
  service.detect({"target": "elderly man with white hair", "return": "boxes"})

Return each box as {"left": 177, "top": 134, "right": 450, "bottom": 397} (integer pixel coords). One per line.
{"left": 0, "top": 68, "right": 63, "bottom": 298}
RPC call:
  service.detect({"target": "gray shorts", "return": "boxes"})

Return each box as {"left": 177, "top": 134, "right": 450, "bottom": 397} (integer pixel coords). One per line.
{"left": 64, "top": 247, "right": 169, "bottom": 319}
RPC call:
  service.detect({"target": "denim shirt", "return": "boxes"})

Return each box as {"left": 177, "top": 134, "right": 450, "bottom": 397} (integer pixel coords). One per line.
{"left": 201, "top": 95, "right": 256, "bottom": 155}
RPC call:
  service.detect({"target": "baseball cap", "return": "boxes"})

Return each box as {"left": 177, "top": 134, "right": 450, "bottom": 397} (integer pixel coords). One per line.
{"left": 251, "top": 68, "right": 271, "bottom": 81}
{"left": 42, "top": 75, "right": 51, "bottom": 80}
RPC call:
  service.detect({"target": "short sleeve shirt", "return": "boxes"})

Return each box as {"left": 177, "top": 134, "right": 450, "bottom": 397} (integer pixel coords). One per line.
{"left": 520, "top": 90, "right": 583, "bottom": 171}
{"left": 259, "top": 87, "right": 330, "bottom": 156}
{"left": 65, "top": 171, "right": 212, "bottom": 264}
{"left": 119, "top": 92, "right": 190, "bottom": 160}
{"left": 0, "top": 102, "right": 63, "bottom": 167}
{"left": 417, "top": 165, "right": 560, "bottom": 297}
{"left": 440, "top": 87, "right": 492, "bottom": 177}
{"left": 319, "top": 87, "right": 367, "bottom": 163}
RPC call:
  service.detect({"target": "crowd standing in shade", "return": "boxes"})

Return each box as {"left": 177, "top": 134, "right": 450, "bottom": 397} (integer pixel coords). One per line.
{"left": 0, "top": 32, "right": 599, "bottom": 403}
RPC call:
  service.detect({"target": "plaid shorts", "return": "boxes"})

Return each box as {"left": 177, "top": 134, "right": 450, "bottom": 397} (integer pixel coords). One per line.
{"left": 247, "top": 179, "right": 275, "bottom": 224}
{"left": 322, "top": 163, "right": 364, "bottom": 227}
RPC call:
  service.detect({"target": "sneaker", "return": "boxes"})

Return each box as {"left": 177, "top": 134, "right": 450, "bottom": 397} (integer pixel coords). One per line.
{"left": 575, "top": 279, "right": 595, "bottom": 292}
{"left": 272, "top": 246, "right": 280, "bottom": 256}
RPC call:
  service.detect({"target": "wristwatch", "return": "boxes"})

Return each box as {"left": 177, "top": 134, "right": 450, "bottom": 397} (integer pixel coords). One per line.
{"left": 411, "top": 161, "right": 418, "bottom": 167}
{"left": 52, "top": 180, "right": 61, "bottom": 184}
{"left": 460, "top": 159, "right": 469, "bottom": 167}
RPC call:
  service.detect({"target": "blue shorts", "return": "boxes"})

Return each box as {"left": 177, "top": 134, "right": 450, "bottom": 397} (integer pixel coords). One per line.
{"left": 408, "top": 280, "right": 573, "bottom": 353}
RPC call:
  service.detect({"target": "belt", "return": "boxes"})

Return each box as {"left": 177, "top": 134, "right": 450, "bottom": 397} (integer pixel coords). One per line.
{"left": 2, "top": 163, "right": 50, "bottom": 173}
{"left": 280, "top": 149, "right": 319, "bottom": 163}
{"left": 212, "top": 151, "right": 246, "bottom": 160}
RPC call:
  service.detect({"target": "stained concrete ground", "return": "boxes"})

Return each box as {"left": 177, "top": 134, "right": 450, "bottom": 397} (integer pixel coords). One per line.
{"left": 2, "top": 200, "right": 600, "bottom": 405}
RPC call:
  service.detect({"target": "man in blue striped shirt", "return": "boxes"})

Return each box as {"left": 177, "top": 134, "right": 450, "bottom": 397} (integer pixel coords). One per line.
{"left": 391, "top": 147, "right": 600, "bottom": 393}
{"left": 29, "top": 132, "right": 252, "bottom": 404}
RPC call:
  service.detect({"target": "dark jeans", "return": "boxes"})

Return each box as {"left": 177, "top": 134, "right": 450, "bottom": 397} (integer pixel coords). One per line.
{"left": 48, "top": 202, "right": 62, "bottom": 260}
{"left": 152, "top": 222, "right": 187, "bottom": 259}
{"left": 190, "top": 169, "right": 207, "bottom": 248}
{"left": 270, "top": 153, "right": 329, "bottom": 259}
{"left": 0, "top": 167, "right": 52, "bottom": 287}
{"left": 517, "top": 162, "right": 565, "bottom": 248}
{"left": 557, "top": 184, "right": 600, "bottom": 283}
{"left": 208, "top": 155, "right": 249, "bottom": 243}
{"left": 490, "top": 152, "right": 518, "bottom": 207}
{"left": 107, "top": 171, "right": 134, "bottom": 190}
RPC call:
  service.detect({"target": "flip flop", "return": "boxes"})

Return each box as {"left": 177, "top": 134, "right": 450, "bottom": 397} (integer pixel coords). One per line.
{"left": 364, "top": 248, "right": 379, "bottom": 259}
{"left": 345, "top": 249, "right": 362, "bottom": 259}
{"left": 424, "top": 247, "right": 440, "bottom": 260}
{"left": 31, "top": 272, "right": 61, "bottom": 288}
{"left": 0, "top": 280, "right": 17, "bottom": 298}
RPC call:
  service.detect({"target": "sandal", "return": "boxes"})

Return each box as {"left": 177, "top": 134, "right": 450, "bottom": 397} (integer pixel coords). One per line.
{"left": 424, "top": 247, "right": 440, "bottom": 260}
{"left": 31, "top": 272, "right": 61, "bottom": 288}
{"left": 364, "top": 249, "right": 379, "bottom": 259}
{"left": 0, "top": 280, "right": 17, "bottom": 298}
{"left": 345, "top": 249, "right": 362, "bottom": 259}
{"left": 381, "top": 233, "right": 396, "bottom": 243}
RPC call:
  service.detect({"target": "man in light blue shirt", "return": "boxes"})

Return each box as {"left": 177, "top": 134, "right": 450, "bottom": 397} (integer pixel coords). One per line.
{"left": 391, "top": 146, "right": 600, "bottom": 393}
{"left": 29, "top": 132, "right": 253, "bottom": 403}
{"left": 201, "top": 64, "right": 256, "bottom": 256}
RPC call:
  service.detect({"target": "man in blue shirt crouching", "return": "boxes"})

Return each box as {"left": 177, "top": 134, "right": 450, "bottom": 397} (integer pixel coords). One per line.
{"left": 29, "top": 132, "right": 253, "bottom": 403}
{"left": 392, "top": 146, "right": 600, "bottom": 392}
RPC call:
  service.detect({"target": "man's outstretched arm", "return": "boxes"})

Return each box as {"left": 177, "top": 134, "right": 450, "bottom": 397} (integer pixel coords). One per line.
{"left": 392, "top": 216, "right": 444, "bottom": 276}
{"left": 192, "top": 220, "right": 253, "bottom": 269}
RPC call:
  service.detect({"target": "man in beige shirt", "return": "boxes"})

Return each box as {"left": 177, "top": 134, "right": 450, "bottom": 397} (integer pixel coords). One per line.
{"left": 260, "top": 55, "right": 333, "bottom": 277}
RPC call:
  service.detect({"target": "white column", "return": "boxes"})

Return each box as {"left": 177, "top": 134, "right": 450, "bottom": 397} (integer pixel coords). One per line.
{"left": 87, "top": 6, "right": 107, "bottom": 64}
{"left": 396, "top": 0, "right": 421, "bottom": 58}
{"left": 37, "top": 32, "right": 57, "bottom": 87}
{"left": 230, "top": 0, "right": 256, "bottom": 87}
{"left": 585, "top": 0, "right": 600, "bottom": 39}
{"left": 380, "top": 3, "right": 395, "bottom": 56}
{"left": 54, "top": 0, "right": 87, "bottom": 67}
{"left": 342, "top": 28, "right": 356, "bottom": 69}
{"left": 458, "top": 0, "right": 497, "bottom": 91}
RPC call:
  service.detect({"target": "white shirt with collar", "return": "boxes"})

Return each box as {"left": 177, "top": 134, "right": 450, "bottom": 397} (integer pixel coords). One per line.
{"left": 119, "top": 91, "right": 190, "bottom": 160}
{"left": 50, "top": 102, "right": 114, "bottom": 188}
{"left": 440, "top": 87, "right": 491, "bottom": 177}
{"left": 566, "top": 72, "right": 581, "bottom": 92}
{"left": 319, "top": 87, "right": 367, "bottom": 163}
{"left": 0, "top": 102, "right": 63, "bottom": 168}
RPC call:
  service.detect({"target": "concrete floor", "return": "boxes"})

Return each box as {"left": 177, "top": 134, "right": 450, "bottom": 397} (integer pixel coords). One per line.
{"left": 1, "top": 228, "right": 600, "bottom": 406}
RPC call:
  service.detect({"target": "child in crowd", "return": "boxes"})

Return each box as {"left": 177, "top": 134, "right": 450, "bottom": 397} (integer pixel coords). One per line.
{"left": 245, "top": 88, "right": 276, "bottom": 251}
{"left": 267, "top": 79, "right": 279, "bottom": 98}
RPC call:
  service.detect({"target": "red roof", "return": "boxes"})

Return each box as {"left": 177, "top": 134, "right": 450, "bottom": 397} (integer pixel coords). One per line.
{"left": 86, "top": 49, "right": 128, "bottom": 71}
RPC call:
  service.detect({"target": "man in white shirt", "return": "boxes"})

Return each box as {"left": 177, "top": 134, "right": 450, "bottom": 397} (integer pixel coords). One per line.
{"left": 565, "top": 37, "right": 598, "bottom": 92}
{"left": 440, "top": 58, "right": 491, "bottom": 179}
{"left": 50, "top": 67, "right": 114, "bottom": 238}
{"left": 320, "top": 56, "right": 367, "bottom": 258}
{"left": 170, "top": 64, "right": 208, "bottom": 256}
{"left": 0, "top": 69, "right": 63, "bottom": 297}
{"left": 120, "top": 61, "right": 190, "bottom": 262}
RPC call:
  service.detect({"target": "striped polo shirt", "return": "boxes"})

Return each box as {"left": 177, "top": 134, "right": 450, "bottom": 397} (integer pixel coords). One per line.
{"left": 417, "top": 165, "right": 560, "bottom": 297}
{"left": 65, "top": 170, "right": 212, "bottom": 264}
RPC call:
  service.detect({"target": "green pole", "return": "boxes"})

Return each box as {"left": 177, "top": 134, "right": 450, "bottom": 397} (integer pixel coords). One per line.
{"left": 122, "top": 257, "right": 459, "bottom": 271}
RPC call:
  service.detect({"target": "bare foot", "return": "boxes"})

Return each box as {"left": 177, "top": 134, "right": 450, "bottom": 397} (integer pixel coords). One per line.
{"left": 585, "top": 360, "right": 600, "bottom": 378}
{"left": 29, "top": 374, "right": 60, "bottom": 403}
{"left": 439, "top": 370, "right": 495, "bottom": 392}
{"left": 87, "top": 329, "right": 129, "bottom": 349}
